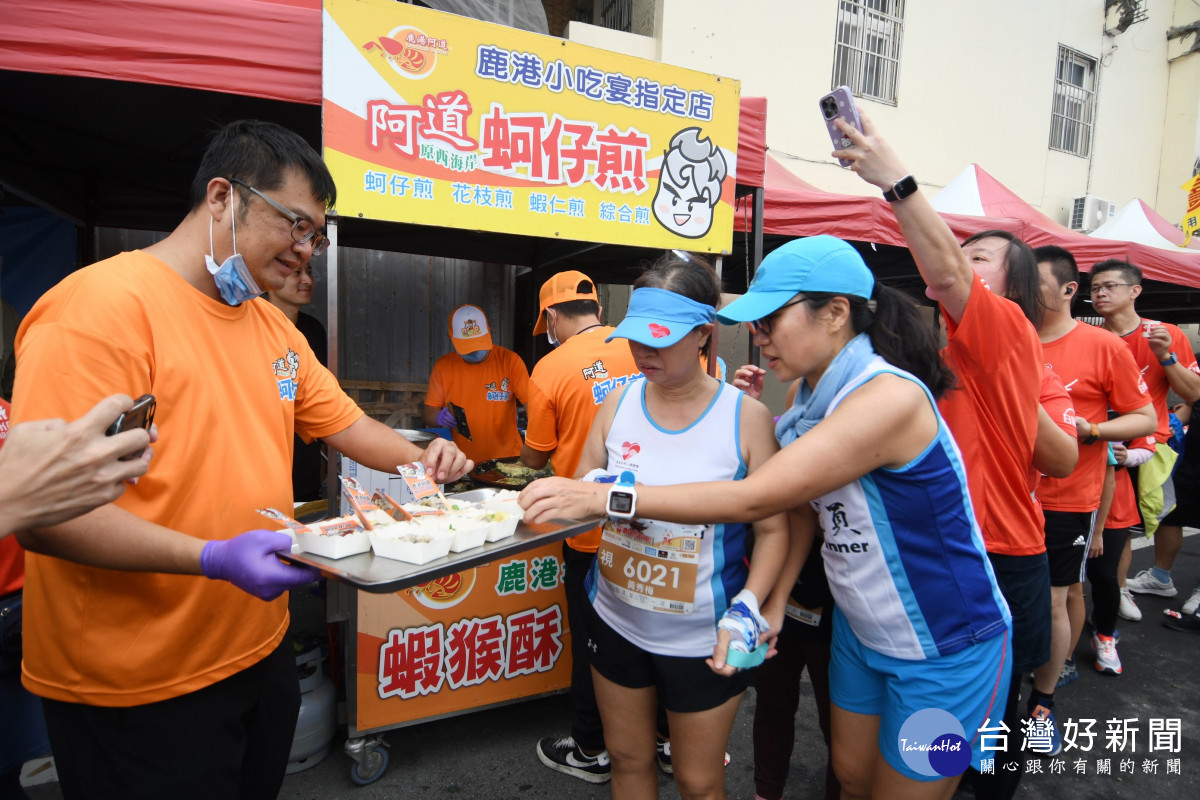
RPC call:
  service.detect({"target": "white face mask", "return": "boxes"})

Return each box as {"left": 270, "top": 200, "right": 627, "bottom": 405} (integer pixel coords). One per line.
{"left": 545, "top": 310, "right": 560, "bottom": 348}
{"left": 204, "top": 191, "right": 263, "bottom": 306}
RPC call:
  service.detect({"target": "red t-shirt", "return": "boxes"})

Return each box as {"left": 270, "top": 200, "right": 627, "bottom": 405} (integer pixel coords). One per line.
{"left": 0, "top": 398, "right": 24, "bottom": 596}
{"left": 1107, "top": 449, "right": 1150, "bottom": 530}
{"left": 1038, "top": 322, "right": 1149, "bottom": 512}
{"left": 1117, "top": 320, "right": 1199, "bottom": 444}
{"left": 938, "top": 278, "right": 1046, "bottom": 556}
{"left": 1030, "top": 365, "right": 1077, "bottom": 518}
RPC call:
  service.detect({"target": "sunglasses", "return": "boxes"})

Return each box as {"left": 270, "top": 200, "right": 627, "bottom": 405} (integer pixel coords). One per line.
{"left": 229, "top": 178, "right": 329, "bottom": 256}
{"left": 747, "top": 297, "right": 810, "bottom": 336}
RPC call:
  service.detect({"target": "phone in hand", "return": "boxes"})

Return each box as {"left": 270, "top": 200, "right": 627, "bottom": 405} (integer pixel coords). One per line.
{"left": 105, "top": 393, "right": 156, "bottom": 460}
{"left": 819, "top": 86, "right": 863, "bottom": 167}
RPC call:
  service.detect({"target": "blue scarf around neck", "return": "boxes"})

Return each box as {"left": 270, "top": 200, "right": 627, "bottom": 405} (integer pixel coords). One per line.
{"left": 775, "top": 332, "right": 877, "bottom": 447}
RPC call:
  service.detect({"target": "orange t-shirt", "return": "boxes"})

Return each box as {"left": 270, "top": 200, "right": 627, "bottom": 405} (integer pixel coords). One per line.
{"left": 1029, "top": 365, "right": 1077, "bottom": 519}
{"left": 1038, "top": 322, "right": 1148, "bottom": 512}
{"left": 1117, "top": 320, "right": 1199, "bottom": 444}
{"left": 1107, "top": 446, "right": 1152, "bottom": 529}
{"left": 938, "top": 278, "right": 1045, "bottom": 556}
{"left": 424, "top": 346, "right": 530, "bottom": 464}
{"left": 524, "top": 327, "right": 641, "bottom": 552}
{"left": 0, "top": 397, "right": 23, "bottom": 597}
{"left": 12, "top": 250, "right": 363, "bottom": 706}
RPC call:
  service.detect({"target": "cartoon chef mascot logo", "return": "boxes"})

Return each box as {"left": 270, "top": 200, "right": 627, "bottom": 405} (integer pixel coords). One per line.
{"left": 652, "top": 128, "right": 728, "bottom": 240}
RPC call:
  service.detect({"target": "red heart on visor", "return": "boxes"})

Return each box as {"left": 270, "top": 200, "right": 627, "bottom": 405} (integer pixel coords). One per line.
{"left": 648, "top": 323, "right": 670, "bottom": 339}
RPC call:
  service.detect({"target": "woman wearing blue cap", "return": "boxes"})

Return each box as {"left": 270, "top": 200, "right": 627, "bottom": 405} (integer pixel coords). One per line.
{"left": 546, "top": 253, "right": 788, "bottom": 800}
{"left": 521, "top": 236, "right": 1012, "bottom": 800}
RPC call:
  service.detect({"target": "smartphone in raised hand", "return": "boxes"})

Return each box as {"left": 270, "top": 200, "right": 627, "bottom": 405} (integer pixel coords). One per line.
{"left": 819, "top": 86, "right": 863, "bottom": 167}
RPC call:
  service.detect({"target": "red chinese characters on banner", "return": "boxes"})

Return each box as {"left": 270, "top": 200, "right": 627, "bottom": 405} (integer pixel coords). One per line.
{"left": 505, "top": 607, "right": 563, "bottom": 678}
{"left": 368, "top": 90, "right": 479, "bottom": 158}
{"left": 445, "top": 615, "right": 507, "bottom": 690}
{"left": 378, "top": 624, "right": 445, "bottom": 700}
{"left": 376, "top": 607, "right": 563, "bottom": 699}
{"left": 479, "top": 104, "right": 649, "bottom": 192}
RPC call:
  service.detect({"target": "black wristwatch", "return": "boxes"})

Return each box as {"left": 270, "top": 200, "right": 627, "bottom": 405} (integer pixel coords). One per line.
{"left": 883, "top": 175, "right": 918, "bottom": 203}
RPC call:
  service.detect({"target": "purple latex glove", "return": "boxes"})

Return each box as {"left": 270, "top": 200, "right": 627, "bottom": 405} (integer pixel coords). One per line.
{"left": 435, "top": 406, "right": 456, "bottom": 428}
{"left": 200, "top": 529, "right": 319, "bottom": 601}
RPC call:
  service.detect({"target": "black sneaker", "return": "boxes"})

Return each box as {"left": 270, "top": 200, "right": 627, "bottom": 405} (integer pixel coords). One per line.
{"left": 1162, "top": 609, "right": 1200, "bottom": 633}
{"left": 656, "top": 739, "right": 673, "bottom": 774}
{"left": 536, "top": 736, "right": 611, "bottom": 783}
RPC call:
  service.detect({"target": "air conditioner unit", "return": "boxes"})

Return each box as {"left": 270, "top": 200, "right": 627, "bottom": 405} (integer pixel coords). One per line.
{"left": 1069, "top": 195, "right": 1116, "bottom": 231}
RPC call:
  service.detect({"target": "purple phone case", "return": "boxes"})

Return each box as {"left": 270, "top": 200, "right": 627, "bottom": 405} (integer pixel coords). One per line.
{"left": 819, "top": 87, "right": 862, "bottom": 167}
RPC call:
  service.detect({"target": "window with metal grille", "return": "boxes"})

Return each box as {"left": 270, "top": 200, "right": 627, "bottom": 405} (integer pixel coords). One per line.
{"left": 1049, "top": 46, "right": 1097, "bottom": 158}
{"left": 831, "top": 0, "right": 905, "bottom": 105}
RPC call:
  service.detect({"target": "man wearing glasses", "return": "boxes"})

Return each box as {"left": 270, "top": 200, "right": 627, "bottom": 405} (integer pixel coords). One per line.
{"left": 10, "top": 120, "right": 470, "bottom": 798}
{"left": 1089, "top": 260, "right": 1200, "bottom": 619}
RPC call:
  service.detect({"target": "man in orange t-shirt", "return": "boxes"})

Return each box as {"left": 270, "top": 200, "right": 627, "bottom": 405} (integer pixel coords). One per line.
{"left": 423, "top": 304, "right": 530, "bottom": 464}
{"left": 10, "top": 121, "right": 469, "bottom": 799}
{"left": 1090, "top": 259, "right": 1200, "bottom": 608}
{"left": 521, "top": 270, "right": 642, "bottom": 782}
{"left": 1031, "top": 246, "right": 1154, "bottom": 716}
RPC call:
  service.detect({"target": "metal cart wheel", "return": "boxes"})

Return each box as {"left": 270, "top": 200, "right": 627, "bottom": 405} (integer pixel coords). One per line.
{"left": 346, "top": 734, "right": 389, "bottom": 786}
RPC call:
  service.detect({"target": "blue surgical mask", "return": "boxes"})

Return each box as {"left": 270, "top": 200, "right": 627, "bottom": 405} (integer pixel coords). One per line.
{"left": 205, "top": 199, "right": 263, "bottom": 306}
{"left": 461, "top": 350, "right": 489, "bottom": 364}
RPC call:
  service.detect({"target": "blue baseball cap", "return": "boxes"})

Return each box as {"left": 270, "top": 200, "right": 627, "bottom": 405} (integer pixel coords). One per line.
{"left": 607, "top": 287, "right": 717, "bottom": 348}
{"left": 717, "top": 235, "right": 874, "bottom": 325}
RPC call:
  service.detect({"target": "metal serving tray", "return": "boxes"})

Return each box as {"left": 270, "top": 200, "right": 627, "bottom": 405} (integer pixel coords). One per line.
{"left": 279, "top": 488, "right": 598, "bottom": 594}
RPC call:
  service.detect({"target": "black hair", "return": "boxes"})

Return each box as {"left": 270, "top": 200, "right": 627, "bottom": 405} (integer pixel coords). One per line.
{"left": 635, "top": 251, "right": 723, "bottom": 356}
{"left": 189, "top": 120, "right": 337, "bottom": 211}
{"left": 804, "top": 285, "right": 955, "bottom": 399}
{"left": 1091, "top": 259, "right": 1142, "bottom": 286}
{"left": 550, "top": 298, "right": 601, "bottom": 319}
{"left": 962, "top": 230, "right": 1044, "bottom": 328}
{"left": 1032, "top": 244, "right": 1079, "bottom": 289}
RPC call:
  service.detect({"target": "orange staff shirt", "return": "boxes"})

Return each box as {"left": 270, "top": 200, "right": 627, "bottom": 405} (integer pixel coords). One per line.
{"left": 424, "top": 346, "right": 530, "bottom": 464}
{"left": 524, "top": 327, "right": 641, "bottom": 553}
{"left": 12, "top": 251, "right": 363, "bottom": 707}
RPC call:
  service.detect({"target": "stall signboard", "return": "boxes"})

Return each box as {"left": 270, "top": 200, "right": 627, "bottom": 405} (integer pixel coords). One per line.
{"left": 354, "top": 542, "right": 570, "bottom": 732}
{"left": 323, "top": 0, "right": 740, "bottom": 253}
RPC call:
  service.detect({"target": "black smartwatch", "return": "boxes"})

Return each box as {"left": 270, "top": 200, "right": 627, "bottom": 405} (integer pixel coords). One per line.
{"left": 606, "top": 470, "right": 637, "bottom": 520}
{"left": 883, "top": 175, "right": 918, "bottom": 203}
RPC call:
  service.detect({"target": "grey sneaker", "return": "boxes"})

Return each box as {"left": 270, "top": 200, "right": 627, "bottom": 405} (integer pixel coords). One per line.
{"left": 1182, "top": 587, "right": 1200, "bottom": 616}
{"left": 1127, "top": 569, "right": 1177, "bottom": 597}
{"left": 1118, "top": 588, "right": 1142, "bottom": 621}
{"left": 536, "top": 736, "right": 611, "bottom": 784}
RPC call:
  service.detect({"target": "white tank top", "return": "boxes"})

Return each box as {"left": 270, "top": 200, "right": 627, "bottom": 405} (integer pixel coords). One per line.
{"left": 586, "top": 379, "right": 751, "bottom": 657}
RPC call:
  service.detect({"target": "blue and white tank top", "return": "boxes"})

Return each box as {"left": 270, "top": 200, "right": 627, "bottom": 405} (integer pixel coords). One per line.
{"left": 586, "top": 379, "right": 750, "bottom": 657}
{"left": 814, "top": 357, "right": 1011, "bottom": 660}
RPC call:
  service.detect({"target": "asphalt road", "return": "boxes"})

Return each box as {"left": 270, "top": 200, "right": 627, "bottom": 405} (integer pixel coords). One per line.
{"left": 22, "top": 532, "right": 1200, "bottom": 799}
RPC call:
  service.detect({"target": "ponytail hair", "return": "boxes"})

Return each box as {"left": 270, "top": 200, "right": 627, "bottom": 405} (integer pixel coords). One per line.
{"left": 805, "top": 285, "right": 955, "bottom": 399}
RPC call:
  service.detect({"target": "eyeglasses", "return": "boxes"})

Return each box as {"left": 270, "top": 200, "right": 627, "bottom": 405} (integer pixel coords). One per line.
{"left": 747, "top": 297, "right": 809, "bottom": 336}
{"left": 1089, "top": 281, "right": 1131, "bottom": 296}
{"left": 229, "top": 178, "right": 329, "bottom": 256}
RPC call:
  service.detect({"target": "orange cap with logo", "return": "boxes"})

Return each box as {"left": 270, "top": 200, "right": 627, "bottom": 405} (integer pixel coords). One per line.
{"left": 533, "top": 270, "right": 600, "bottom": 335}
{"left": 449, "top": 304, "right": 493, "bottom": 355}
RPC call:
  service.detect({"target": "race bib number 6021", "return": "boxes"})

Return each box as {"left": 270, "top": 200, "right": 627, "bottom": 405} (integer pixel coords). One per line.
{"left": 597, "top": 519, "right": 702, "bottom": 614}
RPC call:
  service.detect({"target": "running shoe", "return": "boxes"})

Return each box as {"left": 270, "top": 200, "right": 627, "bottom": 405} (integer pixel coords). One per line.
{"left": 536, "top": 736, "right": 611, "bottom": 783}
{"left": 1092, "top": 632, "right": 1122, "bottom": 675}
{"left": 1057, "top": 659, "right": 1079, "bottom": 687}
{"left": 1182, "top": 587, "right": 1200, "bottom": 616}
{"left": 1162, "top": 609, "right": 1200, "bottom": 633}
{"left": 1028, "top": 705, "right": 1063, "bottom": 757}
{"left": 656, "top": 739, "right": 673, "bottom": 775}
{"left": 1126, "top": 569, "right": 1178, "bottom": 597}
{"left": 1118, "top": 588, "right": 1143, "bottom": 621}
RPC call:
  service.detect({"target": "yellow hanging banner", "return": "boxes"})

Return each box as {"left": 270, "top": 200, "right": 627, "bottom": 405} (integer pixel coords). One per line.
{"left": 323, "top": 0, "right": 740, "bottom": 253}
{"left": 1182, "top": 174, "right": 1200, "bottom": 247}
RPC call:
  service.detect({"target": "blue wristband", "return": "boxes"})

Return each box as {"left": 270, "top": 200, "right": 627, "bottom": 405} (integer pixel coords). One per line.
{"left": 724, "top": 642, "right": 768, "bottom": 668}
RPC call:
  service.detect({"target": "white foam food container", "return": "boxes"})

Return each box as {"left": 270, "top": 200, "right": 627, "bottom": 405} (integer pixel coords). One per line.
{"left": 368, "top": 521, "right": 453, "bottom": 564}
{"left": 296, "top": 517, "right": 372, "bottom": 559}
{"left": 432, "top": 513, "right": 490, "bottom": 552}
{"left": 480, "top": 510, "right": 519, "bottom": 542}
